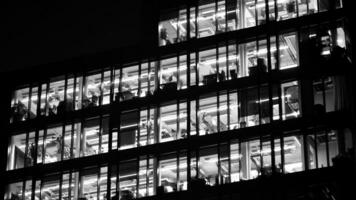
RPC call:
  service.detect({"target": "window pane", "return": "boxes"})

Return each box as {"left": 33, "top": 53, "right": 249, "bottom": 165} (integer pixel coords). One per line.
{"left": 281, "top": 81, "right": 301, "bottom": 120}
{"left": 226, "top": 0, "right": 238, "bottom": 31}
{"left": 189, "top": 7, "right": 197, "bottom": 39}
{"left": 199, "top": 146, "right": 218, "bottom": 185}
{"left": 65, "top": 77, "right": 75, "bottom": 113}
{"left": 160, "top": 104, "right": 178, "bottom": 142}
{"left": 277, "top": 0, "right": 297, "bottom": 21}
{"left": 279, "top": 32, "right": 299, "bottom": 70}
{"left": 48, "top": 78, "right": 65, "bottom": 116}
{"left": 7, "top": 133, "right": 26, "bottom": 170}
{"left": 5, "top": 182, "right": 23, "bottom": 200}
{"left": 283, "top": 135, "right": 304, "bottom": 173}
{"left": 198, "top": 0, "right": 216, "bottom": 38}
{"left": 198, "top": 48, "right": 217, "bottom": 85}
{"left": 120, "top": 110, "right": 139, "bottom": 149}
{"left": 82, "top": 119, "right": 100, "bottom": 156}
{"left": 199, "top": 95, "right": 218, "bottom": 135}
{"left": 11, "top": 88, "right": 30, "bottom": 122}
{"left": 102, "top": 70, "right": 111, "bottom": 105}
{"left": 179, "top": 102, "right": 188, "bottom": 139}
{"left": 41, "top": 176, "right": 60, "bottom": 200}
{"left": 121, "top": 65, "right": 139, "bottom": 101}
{"left": 178, "top": 9, "right": 188, "bottom": 42}
{"left": 244, "top": 0, "right": 256, "bottom": 28}
{"left": 230, "top": 140, "right": 240, "bottom": 182}
{"left": 83, "top": 73, "right": 101, "bottom": 108}
{"left": 140, "top": 62, "right": 149, "bottom": 97}
{"left": 160, "top": 57, "right": 178, "bottom": 90}
{"left": 238, "top": 41, "right": 257, "bottom": 77}
{"left": 217, "top": 0, "right": 226, "bottom": 33}
{"left": 75, "top": 76, "right": 83, "bottom": 110}
{"left": 229, "top": 91, "right": 239, "bottom": 130}
{"left": 119, "top": 161, "right": 137, "bottom": 199}
{"left": 29, "top": 86, "right": 38, "bottom": 119}
{"left": 45, "top": 126, "right": 63, "bottom": 163}
{"left": 159, "top": 14, "right": 178, "bottom": 46}
{"left": 159, "top": 154, "right": 177, "bottom": 193}
{"left": 179, "top": 55, "right": 188, "bottom": 89}
{"left": 240, "top": 139, "right": 260, "bottom": 180}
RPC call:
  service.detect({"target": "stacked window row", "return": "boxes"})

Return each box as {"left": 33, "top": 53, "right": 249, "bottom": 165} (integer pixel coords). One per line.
{"left": 158, "top": 0, "right": 343, "bottom": 46}
{"left": 8, "top": 76, "right": 346, "bottom": 171}
{"left": 8, "top": 80, "right": 302, "bottom": 171}
{"left": 5, "top": 128, "right": 354, "bottom": 200}
{"left": 11, "top": 25, "right": 348, "bottom": 125}
{"left": 10, "top": 31, "right": 300, "bottom": 124}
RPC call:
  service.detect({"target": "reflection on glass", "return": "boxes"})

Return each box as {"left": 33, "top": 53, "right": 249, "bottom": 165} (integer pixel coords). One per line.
{"left": 199, "top": 146, "right": 218, "bottom": 185}
{"left": 198, "top": 95, "right": 218, "bottom": 135}
{"left": 283, "top": 135, "right": 304, "bottom": 173}
{"left": 198, "top": 49, "right": 217, "bottom": 85}
{"left": 120, "top": 65, "right": 139, "bottom": 101}
{"left": 82, "top": 118, "right": 100, "bottom": 156}
{"left": 160, "top": 104, "right": 178, "bottom": 142}
{"left": 119, "top": 110, "right": 139, "bottom": 149}
{"left": 198, "top": 0, "right": 216, "bottom": 38}
{"left": 7, "top": 133, "right": 27, "bottom": 170}
{"left": 281, "top": 81, "right": 301, "bottom": 120}
{"left": 119, "top": 160, "right": 137, "bottom": 199}
{"left": 279, "top": 32, "right": 299, "bottom": 70}
{"left": 44, "top": 126, "right": 63, "bottom": 163}
{"left": 48, "top": 78, "right": 65, "bottom": 116}
{"left": 10, "top": 88, "right": 30, "bottom": 122}
{"left": 159, "top": 154, "right": 178, "bottom": 192}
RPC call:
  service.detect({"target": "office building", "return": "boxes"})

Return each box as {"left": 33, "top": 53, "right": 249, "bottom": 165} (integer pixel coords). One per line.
{"left": 2, "top": 0, "right": 356, "bottom": 199}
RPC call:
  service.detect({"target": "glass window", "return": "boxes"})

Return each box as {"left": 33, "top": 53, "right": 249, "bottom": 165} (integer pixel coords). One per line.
{"left": 102, "top": 70, "right": 112, "bottom": 105}
{"left": 218, "top": 45, "right": 228, "bottom": 82}
{"left": 230, "top": 140, "right": 241, "bottom": 182}
{"left": 281, "top": 81, "right": 301, "bottom": 120}
{"left": 74, "top": 75, "right": 84, "bottom": 110}
{"left": 178, "top": 55, "right": 188, "bottom": 89}
{"left": 160, "top": 57, "right": 178, "bottom": 91}
{"left": 39, "top": 83, "right": 48, "bottom": 116}
{"left": 240, "top": 139, "right": 260, "bottom": 180}
{"left": 227, "top": 43, "right": 239, "bottom": 79}
{"left": 138, "top": 156, "right": 155, "bottom": 197}
{"left": 198, "top": 95, "right": 218, "bottom": 135}
{"left": 82, "top": 118, "right": 100, "bottom": 156}
{"left": 238, "top": 41, "right": 257, "bottom": 77}
{"left": 178, "top": 9, "right": 188, "bottom": 42}
{"left": 119, "top": 110, "right": 139, "bottom": 149}
{"left": 198, "top": 48, "right": 217, "bottom": 85}
{"left": 228, "top": 91, "right": 239, "bottom": 130}
{"left": 83, "top": 73, "right": 102, "bottom": 108}
{"left": 11, "top": 87, "right": 30, "bottom": 122}
{"left": 7, "top": 133, "right": 27, "bottom": 170}
{"left": 226, "top": 0, "right": 238, "bottom": 31}
{"left": 48, "top": 77, "right": 65, "bottom": 116}
{"left": 217, "top": 0, "right": 226, "bottom": 33}
{"left": 243, "top": 0, "right": 257, "bottom": 28}
{"left": 41, "top": 175, "right": 60, "bottom": 200}
{"left": 277, "top": 0, "right": 297, "bottom": 21}
{"left": 279, "top": 32, "right": 299, "bottom": 70}
{"left": 140, "top": 62, "right": 150, "bottom": 97}
{"left": 119, "top": 160, "right": 137, "bottom": 199}
{"left": 198, "top": 146, "right": 218, "bottom": 186}
{"left": 44, "top": 126, "right": 63, "bottom": 163}
{"left": 219, "top": 143, "right": 230, "bottom": 184}
{"left": 5, "top": 182, "right": 23, "bottom": 200}
{"left": 120, "top": 65, "right": 139, "bottom": 101}
{"left": 239, "top": 87, "right": 259, "bottom": 127}
{"left": 29, "top": 86, "right": 39, "bottom": 119}
{"left": 63, "top": 125, "right": 73, "bottom": 160}
{"left": 198, "top": 0, "right": 216, "bottom": 38}
{"left": 66, "top": 76, "right": 76, "bottom": 113}
{"left": 159, "top": 153, "right": 178, "bottom": 193}
{"left": 160, "top": 103, "right": 178, "bottom": 142}
{"left": 189, "top": 7, "right": 197, "bottom": 39}
{"left": 283, "top": 135, "right": 304, "bottom": 173}
{"left": 158, "top": 8, "right": 187, "bottom": 46}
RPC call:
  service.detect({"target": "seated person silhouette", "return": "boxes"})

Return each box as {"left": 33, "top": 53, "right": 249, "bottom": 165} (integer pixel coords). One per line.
{"left": 159, "top": 28, "right": 171, "bottom": 46}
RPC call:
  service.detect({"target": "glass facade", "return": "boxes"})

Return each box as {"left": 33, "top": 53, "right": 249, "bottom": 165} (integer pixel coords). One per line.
{"left": 158, "top": 0, "right": 343, "bottom": 46}
{"left": 4, "top": 128, "right": 350, "bottom": 199}
{"left": 4, "top": 1, "right": 353, "bottom": 200}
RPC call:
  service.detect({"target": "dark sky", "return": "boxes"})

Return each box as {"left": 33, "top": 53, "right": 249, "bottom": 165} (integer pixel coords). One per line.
{"left": 2, "top": 1, "right": 155, "bottom": 73}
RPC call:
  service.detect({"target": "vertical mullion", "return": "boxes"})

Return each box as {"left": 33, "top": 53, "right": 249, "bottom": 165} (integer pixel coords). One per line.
{"left": 97, "top": 166, "right": 100, "bottom": 200}
{"left": 42, "top": 128, "right": 47, "bottom": 164}
{"left": 100, "top": 69, "right": 105, "bottom": 106}
{"left": 24, "top": 131, "right": 29, "bottom": 168}
{"left": 177, "top": 151, "right": 180, "bottom": 191}
{"left": 28, "top": 86, "right": 32, "bottom": 120}
{"left": 227, "top": 90, "right": 231, "bottom": 131}
{"left": 280, "top": 134, "right": 285, "bottom": 174}
{"left": 60, "top": 124, "right": 65, "bottom": 161}
{"left": 99, "top": 115, "right": 103, "bottom": 154}
{"left": 217, "top": 91, "right": 221, "bottom": 133}
{"left": 59, "top": 174, "right": 63, "bottom": 200}
{"left": 325, "top": 130, "right": 330, "bottom": 167}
